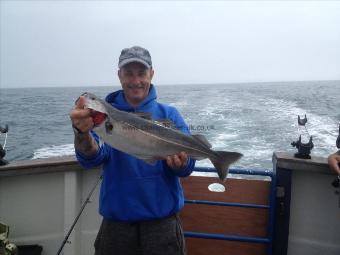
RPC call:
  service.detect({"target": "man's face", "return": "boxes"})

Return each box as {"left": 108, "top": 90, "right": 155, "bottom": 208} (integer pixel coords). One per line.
{"left": 118, "top": 62, "right": 154, "bottom": 107}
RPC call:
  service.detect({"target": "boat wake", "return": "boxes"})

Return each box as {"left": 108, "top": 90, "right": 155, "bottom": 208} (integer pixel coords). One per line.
{"left": 32, "top": 144, "right": 75, "bottom": 159}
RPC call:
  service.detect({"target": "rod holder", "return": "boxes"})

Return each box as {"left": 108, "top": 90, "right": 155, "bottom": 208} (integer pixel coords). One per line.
{"left": 0, "top": 124, "right": 8, "bottom": 166}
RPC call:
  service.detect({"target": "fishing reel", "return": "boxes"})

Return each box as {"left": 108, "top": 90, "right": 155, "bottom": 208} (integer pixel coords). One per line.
{"left": 0, "top": 124, "right": 9, "bottom": 166}
{"left": 291, "top": 115, "right": 313, "bottom": 159}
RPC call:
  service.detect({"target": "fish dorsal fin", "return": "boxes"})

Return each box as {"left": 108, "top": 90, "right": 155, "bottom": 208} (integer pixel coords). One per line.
{"left": 154, "top": 119, "right": 177, "bottom": 130}
{"left": 192, "top": 134, "right": 212, "bottom": 148}
{"left": 133, "top": 112, "right": 152, "bottom": 120}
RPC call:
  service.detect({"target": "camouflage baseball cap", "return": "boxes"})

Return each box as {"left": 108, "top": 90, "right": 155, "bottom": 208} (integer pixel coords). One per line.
{"left": 118, "top": 46, "right": 152, "bottom": 69}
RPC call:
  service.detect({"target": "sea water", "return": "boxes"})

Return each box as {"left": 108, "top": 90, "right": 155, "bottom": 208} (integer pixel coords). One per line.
{"left": 0, "top": 81, "right": 339, "bottom": 170}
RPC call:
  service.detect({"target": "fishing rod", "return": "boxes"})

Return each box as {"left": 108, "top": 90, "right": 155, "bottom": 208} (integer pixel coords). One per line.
{"left": 56, "top": 174, "right": 103, "bottom": 255}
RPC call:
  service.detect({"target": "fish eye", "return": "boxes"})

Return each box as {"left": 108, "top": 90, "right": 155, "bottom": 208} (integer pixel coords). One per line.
{"left": 105, "top": 122, "right": 114, "bottom": 134}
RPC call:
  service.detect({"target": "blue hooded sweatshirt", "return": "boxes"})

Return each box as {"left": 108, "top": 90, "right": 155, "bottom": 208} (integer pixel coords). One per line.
{"left": 76, "top": 85, "right": 195, "bottom": 222}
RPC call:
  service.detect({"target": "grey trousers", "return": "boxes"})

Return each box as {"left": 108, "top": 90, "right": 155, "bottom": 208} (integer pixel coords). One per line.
{"left": 94, "top": 214, "right": 186, "bottom": 255}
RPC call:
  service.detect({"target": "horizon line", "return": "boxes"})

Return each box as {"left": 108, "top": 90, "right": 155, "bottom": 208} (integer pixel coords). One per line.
{"left": 1, "top": 79, "right": 340, "bottom": 89}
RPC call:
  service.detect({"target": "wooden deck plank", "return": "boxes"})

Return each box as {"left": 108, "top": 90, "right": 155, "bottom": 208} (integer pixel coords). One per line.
{"left": 181, "top": 176, "right": 271, "bottom": 205}
{"left": 180, "top": 204, "right": 268, "bottom": 237}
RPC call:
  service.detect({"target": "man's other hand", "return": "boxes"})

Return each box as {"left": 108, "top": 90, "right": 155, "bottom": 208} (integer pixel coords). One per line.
{"left": 165, "top": 152, "right": 188, "bottom": 170}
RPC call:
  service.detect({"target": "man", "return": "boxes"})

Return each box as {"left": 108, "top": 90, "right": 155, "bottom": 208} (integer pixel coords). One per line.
{"left": 70, "top": 46, "right": 195, "bottom": 255}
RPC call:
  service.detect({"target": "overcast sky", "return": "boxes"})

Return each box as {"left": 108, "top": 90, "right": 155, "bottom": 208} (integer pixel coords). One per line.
{"left": 1, "top": 1, "right": 340, "bottom": 88}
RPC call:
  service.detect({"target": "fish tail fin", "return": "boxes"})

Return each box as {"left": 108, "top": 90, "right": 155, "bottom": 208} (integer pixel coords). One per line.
{"left": 210, "top": 151, "right": 243, "bottom": 181}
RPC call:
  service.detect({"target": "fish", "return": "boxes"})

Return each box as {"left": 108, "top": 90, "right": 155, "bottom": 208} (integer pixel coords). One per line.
{"left": 81, "top": 92, "right": 243, "bottom": 181}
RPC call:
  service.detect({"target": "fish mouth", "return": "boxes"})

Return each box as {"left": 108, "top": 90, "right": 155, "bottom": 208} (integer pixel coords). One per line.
{"left": 91, "top": 110, "right": 107, "bottom": 127}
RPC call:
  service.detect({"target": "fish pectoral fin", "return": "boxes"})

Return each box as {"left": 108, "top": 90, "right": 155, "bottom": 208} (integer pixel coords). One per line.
{"left": 192, "top": 134, "right": 212, "bottom": 148}
{"left": 133, "top": 112, "right": 152, "bottom": 120}
{"left": 134, "top": 154, "right": 159, "bottom": 165}
{"left": 142, "top": 158, "right": 158, "bottom": 165}
{"left": 154, "top": 119, "right": 177, "bottom": 130}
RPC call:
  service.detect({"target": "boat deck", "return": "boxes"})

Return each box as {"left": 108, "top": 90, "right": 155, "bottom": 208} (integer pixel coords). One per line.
{"left": 0, "top": 152, "right": 339, "bottom": 255}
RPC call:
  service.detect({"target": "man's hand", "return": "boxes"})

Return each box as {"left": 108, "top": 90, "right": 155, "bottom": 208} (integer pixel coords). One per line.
{"left": 328, "top": 153, "right": 340, "bottom": 175}
{"left": 165, "top": 152, "right": 188, "bottom": 170}
{"left": 70, "top": 96, "right": 94, "bottom": 133}
{"left": 70, "top": 96, "right": 98, "bottom": 156}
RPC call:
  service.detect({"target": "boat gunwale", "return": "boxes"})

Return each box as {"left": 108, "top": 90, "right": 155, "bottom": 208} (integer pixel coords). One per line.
{"left": 0, "top": 151, "right": 334, "bottom": 177}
